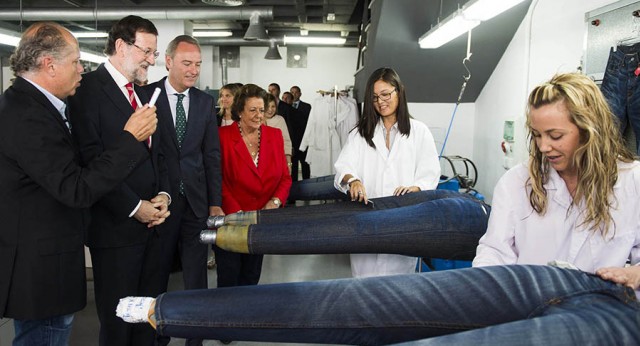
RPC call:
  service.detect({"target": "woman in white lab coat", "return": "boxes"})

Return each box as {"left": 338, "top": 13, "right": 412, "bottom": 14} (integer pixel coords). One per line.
{"left": 334, "top": 67, "right": 441, "bottom": 278}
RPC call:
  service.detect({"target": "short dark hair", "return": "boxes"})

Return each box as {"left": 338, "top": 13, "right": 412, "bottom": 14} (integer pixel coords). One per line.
{"left": 166, "top": 35, "right": 200, "bottom": 58}
{"left": 231, "top": 84, "right": 268, "bottom": 122}
{"left": 10, "top": 22, "right": 72, "bottom": 76}
{"left": 268, "top": 83, "right": 280, "bottom": 94}
{"left": 104, "top": 15, "right": 158, "bottom": 56}
{"left": 290, "top": 85, "right": 301, "bottom": 93}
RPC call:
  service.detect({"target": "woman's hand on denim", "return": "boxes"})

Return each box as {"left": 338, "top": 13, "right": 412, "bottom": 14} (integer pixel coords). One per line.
{"left": 393, "top": 186, "right": 420, "bottom": 196}
{"left": 596, "top": 266, "right": 640, "bottom": 289}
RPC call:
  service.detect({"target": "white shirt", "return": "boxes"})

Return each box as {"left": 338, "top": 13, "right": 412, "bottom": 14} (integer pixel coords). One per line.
{"left": 334, "top": 118, "right": 441, "bottom": 277}
{"left": 164, "top": 79, "right": 190, "bottom": 124}
{"left": 474, "top": 161, "right": 640, "bottom": 279}
{"left": 104, "top": 59, "right": 141, "bottom": 107}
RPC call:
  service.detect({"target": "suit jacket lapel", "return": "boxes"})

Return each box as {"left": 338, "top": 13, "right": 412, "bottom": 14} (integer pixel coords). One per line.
{"left": 14, "top": 77, "right": 75, "bottom": 144}
{"left": 96, "top": 65, "right": 135, "bottom": 123}
{"left": 154, "top": 79, "right": 180, "bottom": 150}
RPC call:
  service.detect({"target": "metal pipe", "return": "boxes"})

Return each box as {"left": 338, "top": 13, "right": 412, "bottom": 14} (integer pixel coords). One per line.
{"left": 0, "top": 7, "right": 273, "bottom": 21}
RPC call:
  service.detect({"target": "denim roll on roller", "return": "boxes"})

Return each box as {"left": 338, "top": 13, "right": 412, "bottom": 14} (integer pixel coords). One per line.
{"left": 601, "top": 42, "right": 640, "bottom": 152}
{"left": 153, "top": 265, "right": 640, "bottom": 345}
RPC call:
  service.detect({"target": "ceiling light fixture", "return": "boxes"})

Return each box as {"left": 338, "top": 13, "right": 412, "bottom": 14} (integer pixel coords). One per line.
{"left": 244, "top": 12, "right": 269, "bottom": 40}
{"left": 193, "top": 31, "right": 233, "bottom": 37}
{"left": 72, "top": 32, "right": 108, "bottom": 38}
{"left": 284, "top": 36, "right": 346, "bottom": 45}
{"left": 201, "top": 0, "right": 245, "bottom": 6}
{"left": 0, "top": 29, "right": 106, "bottom": 64}
{"left": 264, "top": 39, "right": 282, "bottom": 60}
{"left": 419, "top": 0, "right": 526, "bottom": 49}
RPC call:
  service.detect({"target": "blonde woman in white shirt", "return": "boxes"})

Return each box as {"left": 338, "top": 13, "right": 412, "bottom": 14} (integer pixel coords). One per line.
{"left": 334, "top": 67, "right": 441, "bottom": 278}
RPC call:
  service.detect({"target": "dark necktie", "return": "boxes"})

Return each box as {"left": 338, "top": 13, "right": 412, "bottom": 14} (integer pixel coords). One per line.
{"left": 175, "top": 93, "right": 187, "bottom": 195}
{"left": 126, "top": 82, "right": 150, "bottom": 148}
{"left": 175, "top": 93, "right": 187, "bottom": 147}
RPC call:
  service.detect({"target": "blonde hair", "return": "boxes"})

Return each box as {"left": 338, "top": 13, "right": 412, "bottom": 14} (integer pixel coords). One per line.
{"left": 526, "top": 73, "right": 635, "bottom": 235}
{"left": 217, "top": 83, "right": 242, "bottom": 116}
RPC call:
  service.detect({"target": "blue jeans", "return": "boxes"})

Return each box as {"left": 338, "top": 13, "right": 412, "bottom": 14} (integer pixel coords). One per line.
{"left": 601, "top": 43, "right": 640, "bottom": 152}
{"left": 152, "top": 265, "right": 640, "bottom": 345}
{"left": 13, "top": 314, "right": 74, "bottom": 346}
{"left": 287, "top": 175, "right": 346, "bottom": 201}
{"left": 218, "top": 190, "right": 489, "bottom": 260}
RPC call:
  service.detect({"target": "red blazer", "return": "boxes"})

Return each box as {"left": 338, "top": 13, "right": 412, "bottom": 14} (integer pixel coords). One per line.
{"left": 219, "top": 124, "right": 292, "bottom": 214}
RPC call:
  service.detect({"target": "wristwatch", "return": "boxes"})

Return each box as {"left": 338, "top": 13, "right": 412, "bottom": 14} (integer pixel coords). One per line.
{"left": 272, "top": 198, "right": 281, "bottom": 206}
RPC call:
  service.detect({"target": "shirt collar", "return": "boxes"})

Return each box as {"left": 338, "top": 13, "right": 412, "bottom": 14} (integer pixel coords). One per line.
{"left": 104, "top": 59, "right": 132, "bottom": 88}
{"left": 22, "top": 77, "right": 66, "bottom": 116}
{"left": 164, "top": 79, "right": 190, "bottom": 97}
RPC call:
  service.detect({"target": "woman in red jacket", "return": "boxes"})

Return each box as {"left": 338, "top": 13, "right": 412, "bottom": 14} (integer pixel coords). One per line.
{"left": 214, "top": 84, "right": 292, "bottom": 288}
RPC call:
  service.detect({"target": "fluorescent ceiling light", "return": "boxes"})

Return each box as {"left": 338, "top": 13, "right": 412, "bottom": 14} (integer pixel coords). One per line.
{"left": 284, "top": 36, "right": 346, "bottom": 45}
{"left": 463, "top": 0, "right": 527, "bottom": 21}
{"left": 419, "top": 13, "right": 480, "bottom": 49}
{"left": 80, "top": 51, "right": 107, "bottom": 64}
{"left": 72, "top": 32, "right": 108, "bottom": 38}
{"left": 193, "top": 31, "right": 233, "bottom": 38}
{"left": 0, "top": 32, "right": 20, "bottom": 47}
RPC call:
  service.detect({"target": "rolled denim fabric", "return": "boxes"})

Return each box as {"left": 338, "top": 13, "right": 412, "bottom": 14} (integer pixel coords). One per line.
{"left": 223, "top": 211, "right": 258, "bottom": 226}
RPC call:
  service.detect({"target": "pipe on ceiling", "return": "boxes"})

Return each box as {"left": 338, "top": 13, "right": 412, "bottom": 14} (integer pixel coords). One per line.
{"left": 78, "top": 37, "right": 358, "bottom": 47}
{"left": 0, "top": 7, "right": 273, "bottom": 21}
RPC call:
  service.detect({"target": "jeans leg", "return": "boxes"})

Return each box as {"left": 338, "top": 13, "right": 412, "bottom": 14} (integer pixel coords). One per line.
{"left": 287, "top": 175, "right": 346, "bottom": 201}
{"left": 153, "top": 266, "right": 636, "bottom": 345}
{"left": 249, "top": 196, "right": 489, "bottom": 260}
{"left": 259, "top": 189, "right": 471, "bottom": 225}
{"left": 13, "top": 314, "right": 74, "bottom": 346}
{"left": 398, "top": 290, "right": 640, "bottom": 345}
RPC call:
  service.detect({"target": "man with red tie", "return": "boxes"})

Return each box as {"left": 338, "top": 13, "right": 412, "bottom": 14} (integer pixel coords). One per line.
{"left": 68, "top": 15, "right": 170, "bottom": 346}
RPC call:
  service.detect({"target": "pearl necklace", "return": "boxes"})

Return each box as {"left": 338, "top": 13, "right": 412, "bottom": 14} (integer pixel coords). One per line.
{"left": 238, "top": 123, "right": 261, "bottom": 165}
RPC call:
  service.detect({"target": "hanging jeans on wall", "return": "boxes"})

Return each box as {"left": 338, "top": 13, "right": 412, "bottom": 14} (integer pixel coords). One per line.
{"left": 601, "top": 43, "right": 640, "bottom": 152}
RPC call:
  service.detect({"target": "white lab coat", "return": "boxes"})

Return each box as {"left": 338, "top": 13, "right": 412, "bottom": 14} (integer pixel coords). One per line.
{"left": 300, "top": 95, "right": 359, "bottom": 177}
{"left": 474, "top": 161, "right": 640, "bottom": 298}
{"left": 334, "top": 118, "right": 441, "bottom": 277}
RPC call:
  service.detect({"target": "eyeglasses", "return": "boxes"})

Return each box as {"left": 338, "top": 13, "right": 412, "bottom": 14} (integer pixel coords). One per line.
{"left": 129, "top": 42, "right": 160, "bottom": 59}
{"left": 372, "top": 88, "right": 396, "bottom": 103}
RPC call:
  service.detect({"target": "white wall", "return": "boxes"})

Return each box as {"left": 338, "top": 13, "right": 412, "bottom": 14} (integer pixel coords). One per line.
{"left": 473, "top": 0, "right": 618, "bottom": 203}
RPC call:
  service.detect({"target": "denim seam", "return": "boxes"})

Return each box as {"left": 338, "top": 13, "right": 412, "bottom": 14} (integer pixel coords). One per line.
{"left": 155, "top": 319, "right": 485, "bottom": 330}
{"left": 528, "top": 287, "right": 635, "bottom": 318}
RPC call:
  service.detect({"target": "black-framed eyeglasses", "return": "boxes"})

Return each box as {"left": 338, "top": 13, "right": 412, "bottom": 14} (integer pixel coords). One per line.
{"left": 129, "top": 42, "right": 160, "bottom": 59}
{"left": 372, "top": 88, "right": 396, "bottom": 103}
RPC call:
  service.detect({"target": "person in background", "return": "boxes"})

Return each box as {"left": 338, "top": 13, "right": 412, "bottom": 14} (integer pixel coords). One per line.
{"left": 216, "top": 83, "right": 241, "bottom": 127}
{"left": 264, "top": 93, "right": 293, "bottom": 172}
{"left": 0, "top": 21, "right": 158, "bottom": 346}
{"left": 143, "top": 35, "right": 223, "bottom": 346}
{"left": 282, "top": 91, "right": 294, "bottom": 105}
{"left": 213, "top": 84, "right": 291, "bottom": 295}
{"left": 68, "top": 15, "right": 170, "bottom": 346}
{"left": 268, "top": 82, "right": 292, "bottom": 121}
{"left": 334, "top": 67, "right": 441, "bottom": 278}
{"left": 289, "top": 85, "right": 312, "bottom": 181}
{"left": 120, "top": 72, "right": 640, "bottom": 346}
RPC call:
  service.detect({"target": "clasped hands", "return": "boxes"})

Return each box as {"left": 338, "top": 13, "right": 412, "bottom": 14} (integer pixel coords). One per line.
{"left": 134, "top": 194, "right": 171, "bottom": 228}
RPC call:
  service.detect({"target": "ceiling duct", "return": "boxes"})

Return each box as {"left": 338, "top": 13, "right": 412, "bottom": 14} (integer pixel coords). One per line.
{"left": 243, "top": 12, "right": 268, "bottom": 40}
{"left": 264, "top": 39, "right": 282, "bottom": 59}
{"left": 0, "top": 7, "right": 273, "bottom": 22}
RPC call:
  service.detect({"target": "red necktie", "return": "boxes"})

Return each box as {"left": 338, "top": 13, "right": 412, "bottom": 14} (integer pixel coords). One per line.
{"left": 126, "top": 83, "right": 150, "bottom": 148}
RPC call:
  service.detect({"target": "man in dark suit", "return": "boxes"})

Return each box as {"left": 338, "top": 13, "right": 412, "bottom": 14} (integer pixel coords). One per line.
{"left": 268, "top": 82, "right": 292, "bottom": 121}
{"left": 0, "top": 22, "right": 158, "bottom": 346}
{"left": 143, "top": 35, "right": 223, "bottom": 346}
{"left": 68, "top": 15, "right": 171, "bottom": 346}
{"left": 289, "top": 85, "right": 312, "bottom": 181}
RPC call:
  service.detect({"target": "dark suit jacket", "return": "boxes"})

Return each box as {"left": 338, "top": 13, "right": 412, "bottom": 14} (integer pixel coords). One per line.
{"left": 144, "top": 78, "right": 222, "bottom": 217}
{"left": 277, "top": 100, "right": 293, "bottom": 122}
{"left": 219, "top": 124, "right": 291, "bottom": 214}
{"left": 290, "top": 100, "right": 311, "bottom": 150}
{"left": 68, "top": 64, "right": 169, "bottom": 248}
{"left": 0, "top": 77, "right": 147, "bottom": 319}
